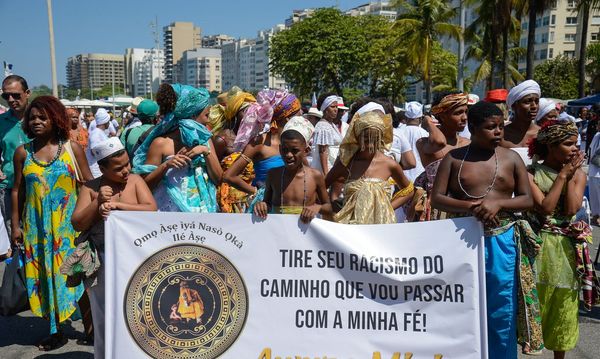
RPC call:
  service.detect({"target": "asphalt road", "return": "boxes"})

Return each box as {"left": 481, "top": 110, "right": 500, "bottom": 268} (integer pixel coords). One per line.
{"left": 0, "top": 228, "right": 598, "bottom": 359}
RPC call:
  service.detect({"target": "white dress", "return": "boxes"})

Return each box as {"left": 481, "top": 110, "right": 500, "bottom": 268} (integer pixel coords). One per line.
{"left": 310, "top": 120, "right": 348, "bottom": 172}
{"left": 400, "top": 125, "right": 429, "bottom": 182}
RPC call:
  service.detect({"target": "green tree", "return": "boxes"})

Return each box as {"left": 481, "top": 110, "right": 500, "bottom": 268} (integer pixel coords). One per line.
{"left": 533, "top": 55, "right": 581, "bottom": 99}
{"left": 30, "top": 84, "right": 52, "bottom": 99}
{"left": 392, "top": 0, "right": 462, "bottom": 103}
{"left": 270, "top": 8, "right": 367, "bottom": 97}
{"left": 586, "top": 42, "right": 600, "bottom": 93}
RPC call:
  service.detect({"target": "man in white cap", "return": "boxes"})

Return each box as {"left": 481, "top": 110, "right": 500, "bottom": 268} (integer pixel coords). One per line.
{"left": 71, "top": 137, "right": 156, "bottom": 359}
{"left": 400, "top": 101, "right": 429, "bottom": 182}
{"left": 87, "top": 108, "right": 111, "bottom": 178}
{"left": 123, "top": 96, "right": 144, "bottom": 130}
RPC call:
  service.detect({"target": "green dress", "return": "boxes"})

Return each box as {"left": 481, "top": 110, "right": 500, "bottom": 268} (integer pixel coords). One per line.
{"left": 527, "top": 163, "right": 579, "bottom": 351}
{"left": 22, "top": 142, "right": 84, "bottom": 334}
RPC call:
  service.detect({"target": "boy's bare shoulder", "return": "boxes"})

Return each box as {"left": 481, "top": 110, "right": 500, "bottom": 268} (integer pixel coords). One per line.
{"left": 128, "top": 173, "right": 146, "bottom": 184}
{"left": 83, "top": 177, "right": 102, "bottom": 192}
{"left": 306, "top": 166, "right": 324, "bottom": 180}
{"left": 446, "top": 146, "right": 467, "bottom": 160}
{"left": 496, "top": 146, "right": 525, "bottom": 164}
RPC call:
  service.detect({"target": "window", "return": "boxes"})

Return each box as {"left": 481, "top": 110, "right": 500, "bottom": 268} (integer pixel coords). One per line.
{"left": 549, "top": 31, "right": 555, "bottom": 43}
{"left": 593, "top": 16, "right": 600, "bottom": 25}
{"left": 549, "top": 48, "right": 554, "bottom": 58}
{"left": 540, "top": 49, "right": 547, "bottom": 60}
{"left": 543, "top": 16, "right": 550, "bottom": 26}
{"left": 541, "top": 33, "right": 548, "bottom": 43}
{"left": 523, "top": 21, "right": 528, "bottom": 30}
{"left": 565, "top": 33, "right": 577, "bottom": 42}
{"left": 592, "top": 33, "right": 599, "bottom": 41}
{"left": 520, "top": 38, "right": 527, "bottom": 48}
{"left": 566, "top": 17, "right": 577, "bottom": 25}
{"left": 564, "top": 51, "right": 576, "bottom": 58}
{"left": 568, "top": 0, "right": 577, "bottom": 8}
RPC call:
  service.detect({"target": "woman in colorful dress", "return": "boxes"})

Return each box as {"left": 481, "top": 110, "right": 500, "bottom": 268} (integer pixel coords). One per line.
{"left": 526, "top": 119, "right": 600, "bottom": 359}
{"left": 222, "top": 90, "right": 300, "bottom": 208}
{"left": 67, "top": 107, "right": 88, "bottom": 151}
{"left": 133, "top": 84, "right": 222, "bottom": 212}
{"left": 11, "top": 96, "right": 92, "bottom": 350}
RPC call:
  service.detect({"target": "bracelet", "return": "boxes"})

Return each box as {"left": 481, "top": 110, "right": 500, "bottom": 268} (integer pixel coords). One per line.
{"left": 240, "top": 153, "right": 252, "bottom": 163}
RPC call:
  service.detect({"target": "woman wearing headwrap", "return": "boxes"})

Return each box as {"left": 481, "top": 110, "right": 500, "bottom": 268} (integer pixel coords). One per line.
{"left": 133, "top": 84, "right": 222, "bottom": 212}
{"left": 311, "top": 93, "right": 349, "bottom": 174}
{"left": 222, "top": 89, "right": 301, "bottom": 209}
{"left": 325, "top": 110, "right": 413, "bottom": 224}
{"left": 535, "top": 98, "right": 558, "bottom": 127}
{"left": 411, "top": 92, "right": 470, "bottom": 221}
{"left": 526, "top": 120, "right": 600, "bottom": 358}
{"left": 208, "top": 86, "right": 256, "bottom": 135}
{"left": 502, "top": 79, "right": 541, "bottom": 166}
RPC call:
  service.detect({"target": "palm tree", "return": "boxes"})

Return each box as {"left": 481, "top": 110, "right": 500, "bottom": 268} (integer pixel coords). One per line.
{"left": 392, "top": 0, "right": 462, "bottom": 103}
{"left": 522, "top": 1, "right": 554, "bottom": 79}
{"left": 576, "top": 0, "right": 600, "bottom": 97}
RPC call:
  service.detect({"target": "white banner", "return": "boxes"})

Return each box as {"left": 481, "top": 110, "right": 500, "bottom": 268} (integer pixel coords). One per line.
{"left": 105, "top": 212, "right": 487, "bottom": 359}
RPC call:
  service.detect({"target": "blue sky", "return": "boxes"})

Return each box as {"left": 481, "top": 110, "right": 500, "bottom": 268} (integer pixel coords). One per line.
{"left": 0, "top": 0, "right": 369, "bottom": 88}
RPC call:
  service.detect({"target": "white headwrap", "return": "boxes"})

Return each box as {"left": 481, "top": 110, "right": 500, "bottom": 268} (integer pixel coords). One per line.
{"left": 535, "top": 98, "right": 556, "bottom": 123}
{"left": 405, "top": 101, "right": 423, "bottom": 119}
{"left": 507, "top": 80, "right": 541, "bottom": 109}
{"left": 95, "top": 108, "right": 111, "bottom": 125}
{"left": 282, "top": 116, "right": 315, "bottom": 143}
{"left": 91, "top": 137, "right": 125, "bottom": 162}
{"left": 319, "top": 95, "right": 338, "bottom": 112}
{"left": 558, "top": 112, "right": 576, "bottom": 123}
{"left": 357, "top": 102, "right": 385, "bottom": 116}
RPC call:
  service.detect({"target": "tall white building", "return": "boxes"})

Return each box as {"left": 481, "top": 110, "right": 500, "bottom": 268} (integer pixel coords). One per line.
{"left": 124, "top": 48, "right": 164, "bottom": 97}
{"left": 518, "top": 0, "right": 600, "bottom": 70}
{"left": 180, "top": 48, "right": 222, "bottom": 92}
{"left": 221, "top": 25, "right": 287, "bottom": 91}
{"left": 163, "top": 22, "right": 202, "bottom": 83}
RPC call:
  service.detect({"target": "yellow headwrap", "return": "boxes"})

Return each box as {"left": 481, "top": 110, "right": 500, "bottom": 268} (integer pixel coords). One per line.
{"left": 339, "top": 111, "right": 393, "bottom": 166}
{"left": 209, "top": 86, "right": 256, "bottom": 134}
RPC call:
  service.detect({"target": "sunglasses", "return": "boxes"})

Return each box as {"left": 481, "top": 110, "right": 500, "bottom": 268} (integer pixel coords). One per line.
{"left": 1, "top": 92, "right": 22, "bottom": 100}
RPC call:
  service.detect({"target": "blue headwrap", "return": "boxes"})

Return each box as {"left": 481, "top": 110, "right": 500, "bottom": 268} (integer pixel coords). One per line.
{"left": 132, "top": 84, "right": 217, "bottom": 212}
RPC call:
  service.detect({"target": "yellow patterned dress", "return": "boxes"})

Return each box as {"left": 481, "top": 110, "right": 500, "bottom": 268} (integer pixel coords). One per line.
{"left": 217, "top": 153, "right": 255, "bottom": 213}
{"left": 22, "top": 142, "right": 84, "bottom": 334}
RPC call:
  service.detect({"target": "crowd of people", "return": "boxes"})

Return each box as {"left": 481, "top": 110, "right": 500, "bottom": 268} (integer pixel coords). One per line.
{"left": 0, "top": 73, "right": 599, "bottom": 358}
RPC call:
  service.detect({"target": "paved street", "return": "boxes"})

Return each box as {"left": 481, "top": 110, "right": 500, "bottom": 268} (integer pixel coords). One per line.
{"left": 0, "top": 228, "right": 598, "bottom": 358}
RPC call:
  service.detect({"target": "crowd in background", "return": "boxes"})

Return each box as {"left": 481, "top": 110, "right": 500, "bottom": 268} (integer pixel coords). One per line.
{"left": 0, "top": 73, "right": 599, "bottom": 358}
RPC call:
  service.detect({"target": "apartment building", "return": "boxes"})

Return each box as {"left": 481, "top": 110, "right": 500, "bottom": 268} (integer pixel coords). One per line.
{"left": 518, "top": 0, "right": 600, "bottom": 70}
{"left": 66, "top": 53, "right": 125, "bottom": 91}
{"left": 201, "top": 34, "right": 234, "bottom": 49}
{"left": 345, "top": 1, "right": 398, "bottom": 21}
{"left": 180, "top": 48, "right": 222, "bottom": 92}
{"left": 124, "top": 48, "right": 164, "bottom": 97}
{"left": 163, "top": 22, "right": 202, "bottom": 83}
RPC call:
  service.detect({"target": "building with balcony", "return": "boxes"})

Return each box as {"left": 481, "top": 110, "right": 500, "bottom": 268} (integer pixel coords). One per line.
{"left": 66, "top": 53, "right": 125, "bottom": 92}
{"left": 163, "top": 22, "right": 202, "bottom": 83}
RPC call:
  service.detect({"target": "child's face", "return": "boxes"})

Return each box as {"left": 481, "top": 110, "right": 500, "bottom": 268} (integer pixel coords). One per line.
{"left": 439, "top": 105, "right": 467, "bottom": 132}
{"left": 100, "top": 152, "right": 131, "bottom": 184}
{"left": 549, "top": 135, "right": 579, "bottom": 164}
{"left": 280, "top": 137, "right": 308, "bottom": 170}
{"left": 513, "top": 94, "right": 539, "bottom": 123}
{"left": 471, "top": 115, "right": 504, "bottom": 149}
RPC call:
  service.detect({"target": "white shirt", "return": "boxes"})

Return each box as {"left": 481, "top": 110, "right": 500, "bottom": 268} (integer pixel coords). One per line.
{"left": 87, "top": 127, "right": 109, "bottom": 178}
{"left": 387, "top": 127, "right": 412, "bottom": 163}
{"left": 400, "top": 125, "right": 429, "bottom": 181}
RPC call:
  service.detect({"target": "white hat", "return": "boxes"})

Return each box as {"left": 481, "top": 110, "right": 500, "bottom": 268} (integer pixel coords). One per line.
{"left": 405, "top": 101, "right": 423, "bottom": 119}
{"left": 304, "top": 107, "right": 323, "bottom": 118}
{"left": 91, "top": 137, "right": 125, "bottom": 162}
{"left": 507, "top": 80, "right": 541, "bottom": 108}
{"left": 356, "top": 102, "right": 385, "bottom": 116}
{"left": 337, "top": 96, "right": 349, "bottom": 110}
{"left": 95, "top": 108, "right": 111, "bottom": 126}
{"left": 467, "top": 94, "right": 480, "bottom": 106}
{"left": 282, "top": 116, "right": 315, "bottom": 143}
{"left": 558, "top": 112, "right": 576, "bottom": 123}
{"left": 535, "top": 98, "right": 556, "bottom": 123}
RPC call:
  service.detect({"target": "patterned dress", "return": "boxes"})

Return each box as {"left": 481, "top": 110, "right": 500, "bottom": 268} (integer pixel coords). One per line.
{"left": 22, "top": 142, "right": 84, "bottom": 334}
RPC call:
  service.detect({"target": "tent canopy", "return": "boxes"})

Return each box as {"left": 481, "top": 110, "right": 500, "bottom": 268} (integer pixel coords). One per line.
{"left": 567, "top": 94, "right": 600, "bottom": 106}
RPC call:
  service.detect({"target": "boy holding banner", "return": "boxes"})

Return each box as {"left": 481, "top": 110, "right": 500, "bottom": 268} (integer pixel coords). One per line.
{"left": 254, "top": 116, "right": 330, "bottom": 223}
{"left": 430, "top": 101, "right": 543, "bottom": 357}
{"left": 71, "top": 137, "right": 157, "bottom": 358}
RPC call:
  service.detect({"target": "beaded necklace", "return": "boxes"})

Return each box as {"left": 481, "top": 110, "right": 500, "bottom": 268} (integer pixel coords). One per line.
{"left": 31, "top": 140, "right": 63, "bottom": 168}
{"left": 457, "top": 145, "right": 498, "bottom": 199}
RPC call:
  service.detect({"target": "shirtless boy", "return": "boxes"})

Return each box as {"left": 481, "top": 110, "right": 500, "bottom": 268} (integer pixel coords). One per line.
{"left": 431, "top": 101, "right": 540, "bottom": 358}
{"left": 71, "top": 137, "right": 157, "bottom": 358}
{"left": 254, "top": 116, "right": 330, "bottom": 223}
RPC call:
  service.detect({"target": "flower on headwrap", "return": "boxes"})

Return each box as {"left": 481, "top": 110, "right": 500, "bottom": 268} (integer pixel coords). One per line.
{"left": 431, "top": 93, "right": 469, "bottom": 116}
{"left": 272, "top": 93, "right": 301, "bottom": 124}
{"left": 527, "top": 119, "right": 579, "bottom": 159}
{"left": 338, "top": 111, "right": 393, "bottom": 166}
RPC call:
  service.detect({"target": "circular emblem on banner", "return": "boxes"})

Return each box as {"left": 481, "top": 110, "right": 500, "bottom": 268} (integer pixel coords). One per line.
{"left": 124, "top": 244, "right": 248, "bottom": 359}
